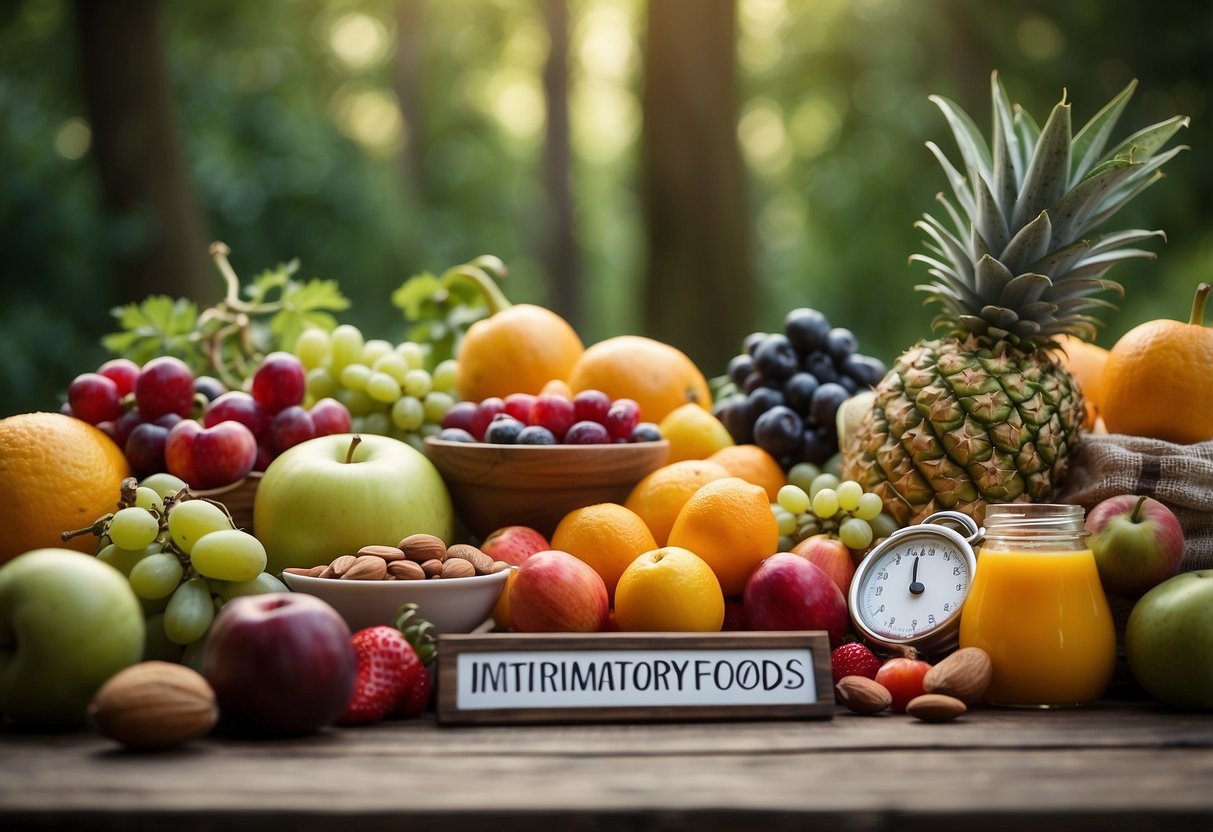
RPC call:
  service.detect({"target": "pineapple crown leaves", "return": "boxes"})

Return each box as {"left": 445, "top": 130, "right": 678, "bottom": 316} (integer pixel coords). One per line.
{"left": 912, "top": 71, "right": 1189, "bottom": 347}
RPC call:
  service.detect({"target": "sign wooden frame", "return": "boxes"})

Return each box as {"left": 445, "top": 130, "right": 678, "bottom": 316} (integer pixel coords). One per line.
{"left": 435, "top": 631, "right": 833, "bottom": 725}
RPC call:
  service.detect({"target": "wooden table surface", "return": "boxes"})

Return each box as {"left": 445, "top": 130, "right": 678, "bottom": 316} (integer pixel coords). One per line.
{"left": 2, "top": 694, "right": 1211, "bottom": 831}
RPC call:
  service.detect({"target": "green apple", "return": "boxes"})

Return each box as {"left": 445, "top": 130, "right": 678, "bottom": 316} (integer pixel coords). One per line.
{"left": 255, "top": 433, "right": 454, "bottom": 575}
{"left": 1125, "top": 569, "right": 1213, "bottom": 710}
{"left": 0, "top": 548, "right": 144, "bottom": 726}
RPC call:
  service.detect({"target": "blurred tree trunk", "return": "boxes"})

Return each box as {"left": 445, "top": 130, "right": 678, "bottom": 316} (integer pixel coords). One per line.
{"left": 72, "top": 0, "right": 214, "bottom": 304}
{"left": 395, "top": 0, "right": 428, "bottom": 199}
{"left": 642, "top": 0, "right": 751, "bottom": 373}
{"left": 541, "top": 0, "right": 579, "bottom": 327}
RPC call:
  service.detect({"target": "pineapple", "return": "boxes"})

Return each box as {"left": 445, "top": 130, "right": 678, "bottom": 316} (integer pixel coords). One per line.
{"left": 842, "top": 72, "right": 1188, "bottom": 525}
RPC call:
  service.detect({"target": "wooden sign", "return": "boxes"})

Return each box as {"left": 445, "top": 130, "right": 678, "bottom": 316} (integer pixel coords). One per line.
{"left": 435, "top": 631, "right": 833, "bottom": 725}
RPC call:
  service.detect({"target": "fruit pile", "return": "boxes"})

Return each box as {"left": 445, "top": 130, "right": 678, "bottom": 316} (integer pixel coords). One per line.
{"left": 713, "top": 307, "right": 886, "bottom": 469}
{"left": 438, "top": 389, "right": 661, "bottom": 445}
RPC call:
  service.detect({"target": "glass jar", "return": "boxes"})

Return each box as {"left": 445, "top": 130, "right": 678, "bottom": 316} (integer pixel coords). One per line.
{"left": 958, "top": 503, "right": 1115, "bottom": 708}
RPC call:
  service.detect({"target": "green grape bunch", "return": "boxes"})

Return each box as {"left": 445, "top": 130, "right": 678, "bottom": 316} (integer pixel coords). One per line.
{"left": 295, "top": 323, "right": 459, "bottom": 453}
{"left": 63, "top": 474, "right": 287, "bottom": 668}
{"left": 771, "top": 462, "right": 902, "bottom": 557}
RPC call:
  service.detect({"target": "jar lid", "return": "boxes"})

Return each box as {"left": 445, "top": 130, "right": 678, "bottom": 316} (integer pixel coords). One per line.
{"left": 984, "top": 503, "right": 1086, "bottom": 535}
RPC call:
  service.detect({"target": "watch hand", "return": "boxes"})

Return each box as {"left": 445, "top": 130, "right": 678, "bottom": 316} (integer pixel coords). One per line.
{"left": 909, "top": 555, "right": 925, "bottom": 595}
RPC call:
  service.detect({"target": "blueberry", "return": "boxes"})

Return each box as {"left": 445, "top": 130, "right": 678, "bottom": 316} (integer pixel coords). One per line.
{"left": 437, "top": 427, "right": 476, "bottom": 443}
{"left": 753, "top": 334, "right": 800, "bottom": 380}
{"left": 839, "top": 375, "right": 859, "bottom": 394}
{"left": 516, "top": 424, "right": 558, "bottom": 445}
{"left": 826, "top": 327, "right": 859, "bottom": 362}
{"left": 782, "top": 372, "right": 820, "bottom": 416}
{"left": 809, "top": 381, "right": 850, "bottom": 427}
{"left": 742, "top": 370, "right": 766, "bottom": 394}
{"left": 484, "top": 413, "right": 526, "bottom": 444}
{"left": 727, "top": 353, "right": 755, "bottom": 387}
{"left": 716, "top": 395, "right": 753, "bottom": 444}
{"left": 753, "top": 405, "right": 803, "bottom": 459}
{"left": 799, "top": 429, "right": 832, "bottom": 465}
{"left": 630, "top": 422, "right": 663, "bottom": 443}
{"left": 844, "top": 354, "right": 888, "bottom": 388}
{"left": 784, "top": 307, "right": 831, "bottom": 355}
{"left": 745, "top": 386, "right": 785, "bottom": 422}
{"left": 802, "top": 352, "right": 837, "bottom": 384}
{"left": 743, "top": 331, "right": 768, "bottom": 356}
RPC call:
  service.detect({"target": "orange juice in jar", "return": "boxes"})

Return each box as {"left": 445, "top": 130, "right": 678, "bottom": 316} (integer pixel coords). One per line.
{"left": 959, "top": 503, "right": 1115, "bottom": 707}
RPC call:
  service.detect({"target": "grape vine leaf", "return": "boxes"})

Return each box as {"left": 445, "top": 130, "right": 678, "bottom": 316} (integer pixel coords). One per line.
{"left": 102, "top": 295, "right": 203, "bottom": 369}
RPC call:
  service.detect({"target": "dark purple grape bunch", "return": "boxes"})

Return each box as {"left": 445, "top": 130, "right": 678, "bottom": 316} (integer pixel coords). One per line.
{"left": 712, "top": 307, "right": 885, "bottom": 469}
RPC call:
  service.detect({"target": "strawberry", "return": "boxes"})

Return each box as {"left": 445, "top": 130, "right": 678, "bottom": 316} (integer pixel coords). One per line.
{"left": 831, "top": 642, "right": 883, "bottom": 686}
{"left": 339, "top": 603, "right": 436, "bottom": 725}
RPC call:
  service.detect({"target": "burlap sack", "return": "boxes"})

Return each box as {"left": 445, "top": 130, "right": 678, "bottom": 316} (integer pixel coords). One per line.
{"left": 1056, "top": 434, "right": 1213, "bottom": 686}
{"left": 1057, "top": 433, "right": 1213, "bottom": 572}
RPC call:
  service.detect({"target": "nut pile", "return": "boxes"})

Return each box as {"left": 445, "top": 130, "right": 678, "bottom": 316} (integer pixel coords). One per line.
{"left": 283, "top": 534, "right": 510, "bottom": 581}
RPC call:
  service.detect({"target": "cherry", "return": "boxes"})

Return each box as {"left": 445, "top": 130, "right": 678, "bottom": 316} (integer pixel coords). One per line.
{"left": 67, "top": 373, "right": 123, "bottom": 425}
{"left": 874, "top": 654, "right": 933, "bottom": 713}
{"left": 604, "top": 398, "right": 640, "bottom": 441}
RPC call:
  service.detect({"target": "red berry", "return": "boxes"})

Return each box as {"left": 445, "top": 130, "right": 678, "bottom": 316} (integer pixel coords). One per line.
{"left": 572, "top": 389, "right": 612, "bottom": 425}
{"left": 310, "top": 397, "right": 352, "bottom": 437}
{"left": 563, "top": 420, "right": 611, "bottom": 445}
{"left": 251, "top": 351, "right": 306, "bottom": 414}
{"left": 135, "top": 356, "right": 196, "bottom": 420}
{"left": 97, "top": 358, "right": 141, "bottom": 397}
{"left": 830, "top": 642, "right": 883, "bottom": 686}
{"left": 338, "top": 626, "right": 426, "bottom": 726}
{"left": 503, "top": 392, "right": 537, "bottom": 423}
{"left": 530, "top": 394, "right": 575, "bottom": 440}
{"left": 67, "top": 372, "right": 123, "bottom": 425}
{"left": 469, "top": 398, "right": 505, "bottom": 441}
{"left": 604, "top": 398, "right": 641, "bottom": 440}
{"left": 441, "top": 401, "right": 478, "bottom": 434}
{"left": 393, "top": 668, "right": 433, "bottom": 718}
{"left": 874, "top": 655, "right": 933, "bottom": 713}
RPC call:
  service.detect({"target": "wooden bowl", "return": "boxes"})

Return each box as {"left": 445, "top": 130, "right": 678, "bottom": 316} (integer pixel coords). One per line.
{"left": 193, "top": 471, "right": 262, "bottom": 535}
{"left": 423, "top": 438, "right": 669, "bottom": 540}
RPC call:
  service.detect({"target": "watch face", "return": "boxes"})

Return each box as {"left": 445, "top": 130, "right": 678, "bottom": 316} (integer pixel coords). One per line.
{"left": 854, "top": 532, "right": 973, "bottom": 641}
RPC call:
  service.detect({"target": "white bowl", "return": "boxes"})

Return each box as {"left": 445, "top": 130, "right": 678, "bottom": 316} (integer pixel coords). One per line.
{"left": 281, "top": 569, "right": 509, "bottom": 635}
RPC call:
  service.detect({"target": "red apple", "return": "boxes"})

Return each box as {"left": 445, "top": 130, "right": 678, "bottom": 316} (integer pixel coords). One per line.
{"left": 165, "top": 418, "right": 258, "bottom": 489}
{"left": 481, "top": 525, "right": 550, "bottom": 567}
{"left": 509, "top": 549, "right": 609, "bottom": 633}
{"left": 742, "top": 552, "right": 849, "bottom": 647}
{"left": 1086, "top": 494, "right": 1185, "bottom": 597}
{"left": 791, "top": 534, "right": 856, "bottom": 597}
{"left": 202, "top": 593, "right": 356, "bottom": 736}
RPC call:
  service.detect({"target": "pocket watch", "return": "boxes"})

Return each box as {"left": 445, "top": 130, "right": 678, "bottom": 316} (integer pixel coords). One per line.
{"left": 847, "top": 511, "right": 982, "bottom": 658}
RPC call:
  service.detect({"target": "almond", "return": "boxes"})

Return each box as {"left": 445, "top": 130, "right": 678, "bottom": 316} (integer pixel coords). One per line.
{"left": 445, "top": 543, "right": 494, "bottom": 575}
{"left": 340, "top": 555, "right": 388, "bottom": 580}
{"left": 387, "top": 560, "right": 426, "bottom": 581}
{"left": 421, "top": 558, "right": 445, "bottom": 578}
{"left": 906, "top": 693, "right": 967, "bottom": 722}
{"left": 835, "top": 675, "right": 892, "bottom": 714}
{"left": 440, "top": 558, "right": 477, "bottom": 579}
{"left": 283, "top": 567, "right": 316, "bottom": 576}
{"left": 317, "top": 564, "right": 336, "bottom": 579}
{"left": 330, "top": 554, "right": 358, "bottom": 577}
{"left": 358, "top": 544, "right": 406, "bottom": 562}
{"left": 923, "top": 647, "right": 992, "bottom": 704}
{"left": 399, "top": 534, "right": 448, "bottom": 564}
{"left": 491, "top": 560, "right": 512, "bottom": 573}
{"left": 88, "top": 661, "right": 217, "bottom": 750}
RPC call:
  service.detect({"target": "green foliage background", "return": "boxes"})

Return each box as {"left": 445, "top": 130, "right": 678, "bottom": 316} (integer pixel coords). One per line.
{"left": 0, "top": 0, "right": 1208, "bottom": 415}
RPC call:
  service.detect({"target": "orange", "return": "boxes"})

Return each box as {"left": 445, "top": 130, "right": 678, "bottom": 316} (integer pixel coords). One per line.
{"left": 659, "top": 403, "right": 734, "bottom": 463}
{"left": 567, "top": 335, "right": 712, "bottom": 424}
{"left": 0, "top": 412, "right": 131, "bottom": 563}
{"left": 708, "top": 444, "right": 786, "bottom": 502}
{"left": 550, "top": 503, "right": 658, "bottom": 602}
{"left": 613, "top": 546, "right": 724, "bottom": 632}
{"left": 1052, "top": 335, "right": 1109, "bottom": 430}
{"left": 624, "top": 459, "right": 731, "bottom": 547}
{"left": 449, "top": 264, "right": 584, "bottom": 401}
{"left": 1101, "top": 283, "right": 1213, "bottom": 444}
{"left": 667, "top": 477, "right": 779, "bottom": 597}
